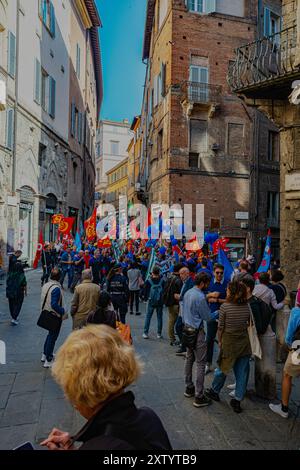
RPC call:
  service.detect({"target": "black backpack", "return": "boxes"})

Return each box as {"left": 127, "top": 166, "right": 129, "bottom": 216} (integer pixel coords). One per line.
{"left": 251, "top": 296, "right": 273, "bottom": 335}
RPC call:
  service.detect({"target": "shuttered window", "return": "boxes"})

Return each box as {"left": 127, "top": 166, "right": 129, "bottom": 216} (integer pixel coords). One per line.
{"left": 76, "top": 44, "right": 81, "bottom": 79}
{"left": 49, "top": 77, "right": 56, "bottom": 118}
{"left": 78, "top": 112, "right": 82, "bottom": 144}
{"left": 187, "top": 0, "right": 216, "bottom": 13}
{"left": 6, "top": 108, "right": 14, "bottom": 150}
{"left": 161, "top": 63, "right": 166, "bottom": 97}
{"left": 39, "top": 0, "right": 55, "bottom": 38}
{"left": 49, "top": 1, "right": 55, "bottom": 37}
{"left": 228, "top": 123, "right": 244, "bottom": 156}
{"left": 190, "top": 120, "right": 208, "bottom": 154}
{"left": 34, "top": 59, "right": 41, "bottom": 104}
{"left": 8, "top": 31, "right": 16, "bottom": 78}
{"left": 71, "top": 103, "right": 76, "bottom": 137}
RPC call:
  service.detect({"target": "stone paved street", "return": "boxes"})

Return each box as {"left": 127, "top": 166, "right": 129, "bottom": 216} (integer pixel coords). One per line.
{"left": 0, "top": 270, "right": 299, "bottom": 450}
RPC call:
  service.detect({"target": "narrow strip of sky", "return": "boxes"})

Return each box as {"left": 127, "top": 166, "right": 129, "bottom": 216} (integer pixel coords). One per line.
{"left": 96, "top": 0, "right": 147, "bottom": 123}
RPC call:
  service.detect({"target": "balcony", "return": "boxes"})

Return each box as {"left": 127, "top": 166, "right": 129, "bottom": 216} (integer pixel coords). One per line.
{"left": 228, "top": 26, "right": 300, "bottom": 100}
{"left": 181, "top": 82, "right": 222, "bottom": 117}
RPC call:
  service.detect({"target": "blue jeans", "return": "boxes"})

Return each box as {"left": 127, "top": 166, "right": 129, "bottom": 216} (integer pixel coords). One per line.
{"left": 211, "top": 355, "right": 251, "bottom": 401}
{"left": 144, "top": 304, "right": 163, "bottom": 335}
{"left": 43, "top": 327, "right": 61, "bottom": 362}
{"left": 60, "top": 269, "right": 73, "bottom": 289}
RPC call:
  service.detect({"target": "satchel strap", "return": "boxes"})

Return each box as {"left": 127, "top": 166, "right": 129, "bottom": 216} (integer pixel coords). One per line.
{"left": 42, "top": 285, "right": 55, "bottom": 310}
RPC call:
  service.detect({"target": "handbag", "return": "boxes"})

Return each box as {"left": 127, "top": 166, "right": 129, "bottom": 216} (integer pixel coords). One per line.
{"left": 37, "top": 285, "right": 62, "bottom": 332}
{"left": 182, "top": 324, "right": 199, "bottom": 349}
{"left": 247, "top": 304, "right": 262, "bottom": 359}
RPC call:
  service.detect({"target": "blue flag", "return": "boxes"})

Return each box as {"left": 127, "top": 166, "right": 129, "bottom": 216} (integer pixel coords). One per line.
{"left": 256, "top": 230, "right": 272, "bottom": 275}
{"left": 217, "top": 249, "right": 234, "bottom": 283}
{"left": 75, "top": 232, "right": 82, "bottom": 253}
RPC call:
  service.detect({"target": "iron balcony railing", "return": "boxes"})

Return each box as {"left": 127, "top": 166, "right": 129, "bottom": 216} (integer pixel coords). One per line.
{"left": 182, "top": 81, "right": 222, "bottom": 104}
{"left": 228, "top": 26, "right": 298, "bottom": 92}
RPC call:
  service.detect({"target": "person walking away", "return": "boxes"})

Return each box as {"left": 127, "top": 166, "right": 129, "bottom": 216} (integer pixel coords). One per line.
{"left": 70, "top": 251, "right": 85, "bottom": 293}
{"left": 127, "top": 262, "right": 143, "bottom": 316}
{"left": 60, "top": 248, "right": 74, "bottom": 289}
{"left": 85, "top": 292, "right": 117, "bottom": 329}
{"left": 41, "top": 268, "right": 66, "bottom": 368}
{"left": 205, "top": 280, "right": 252, "bottom": 414}
{"left": 163, "top": 264, "right": 183, "bottom": 345}
{"left": 206, "top": 264, "right": 228, "bottom": 374}
{"left": 174, "top": 267, "right": 194, "bottom": 356}
{"left": 6, "top": 250, "right": 27, "bottom": 326}
{"left": 89, "top": 249, "right": 102, "bottom": 286}
{"left": 269, "top": 270, "right": 287, "bottom": 332}
{"left": 182, "top": 273, "right": 220, "bottom": 408}
{"left": 269, "top": 299, "right": 300, "bottom": 418}
{"left": 107, "top": 264, "right": 129, "bottom": 324}
{"left": 253, "top": 272, "right": 284, "bottom": 311}
{"left": 41, "top": 244, "right": 53, "bottom": 286}
{"left": 71, "top": 269, "right": 101, "bottom": 329}
{"left": 143, "top": 267, "right": 165, "bottom": 339}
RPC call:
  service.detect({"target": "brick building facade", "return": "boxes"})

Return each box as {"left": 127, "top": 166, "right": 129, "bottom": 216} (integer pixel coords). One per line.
{"left": 138, "top": 0, "right": 281, "bottom": 260}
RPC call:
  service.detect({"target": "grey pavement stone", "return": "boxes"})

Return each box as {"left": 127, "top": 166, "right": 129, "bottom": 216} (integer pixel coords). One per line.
{"left": 0, "top": 423, "right": 38, "bottom": 450}
{"left": 11, "top": 372, "right": 45, "bottom": 394}
{"left": 36, "top": 398, "right": 75, "bottom": 441}
{"left": 0, "top": 374, "right": 16, "bottom": 386}
{"left": 0, "top": 385, "right": 11, "bottom": 409}
{"left": 0, "top": 391, "right": 42, "bottom": 427}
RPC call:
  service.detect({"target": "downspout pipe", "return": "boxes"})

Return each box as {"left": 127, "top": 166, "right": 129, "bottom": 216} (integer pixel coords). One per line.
{"left": 12, "top": 0, "right": 20, "bottom": 193}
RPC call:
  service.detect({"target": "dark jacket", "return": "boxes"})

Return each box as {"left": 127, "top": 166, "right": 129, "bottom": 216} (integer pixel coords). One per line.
{"left": 180, "top": 276, "right": 194, "bottom": 301}
{"left": 107, "top": 274, "right": 129, "bottom": 305}
{"left": 163, "top": 274, "right": 182, "bottom": 306}
{"left": 73, "top": 391, "right": 172, "bottom": 451}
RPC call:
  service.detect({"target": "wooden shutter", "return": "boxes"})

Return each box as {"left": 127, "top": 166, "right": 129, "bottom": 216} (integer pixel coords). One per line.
{"left": 50, "top": 2, "right": 56, "bottom": 37}
{"left": 78, "top": 112, "right": 82, "bottom": 144}
{"left": 49, "top": 76, "right": 56, "bottom": 118}
{"left": 205, "top": 0, "right": 216, "bottom": 14}
{"left": 264, "top": 8, "right": 271, "bottom": 36}
{"left": 161, "top": 63, "right": 166, "bottom": 97}
{"left": 8, "top": 31, "right": 16, "bottom": 78}
{"left": 71, "top": 103, "right": 76, "bottom": 137}
{"left": 76, "top": 44, "right": 81, "bottom": 78}
{"left": 6, "top": 108, "right": 14, "bottom": 150}
{"left": 34, "top": 59, "right": 41, "bottom": 104}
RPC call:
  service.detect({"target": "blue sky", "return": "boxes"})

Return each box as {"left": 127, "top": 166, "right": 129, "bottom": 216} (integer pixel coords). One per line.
{"left": 96, "top": 0, "right": 147, "bottom": 123}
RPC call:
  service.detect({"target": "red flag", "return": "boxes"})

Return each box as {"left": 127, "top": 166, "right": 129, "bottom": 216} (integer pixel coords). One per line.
{"left": 84, "top": 209, "right": 97, "bottom": 241}
{"left": 59, "top": 217, "right": 75, "bottom": 235}
{"left": 33, "top": 230, "right": 44, "bottom": 269}
{"left": 52, "top": 213, "right": 64, "bottom": 225}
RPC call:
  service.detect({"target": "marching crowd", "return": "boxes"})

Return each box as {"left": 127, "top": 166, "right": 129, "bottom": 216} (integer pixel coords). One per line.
{"left": 4, "top": 238, "right": 300, "bottom": 450}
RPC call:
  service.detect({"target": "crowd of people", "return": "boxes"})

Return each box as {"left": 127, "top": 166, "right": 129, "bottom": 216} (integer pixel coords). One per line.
{"left": 4, "top": 237, "right": 300, "bottom": 450}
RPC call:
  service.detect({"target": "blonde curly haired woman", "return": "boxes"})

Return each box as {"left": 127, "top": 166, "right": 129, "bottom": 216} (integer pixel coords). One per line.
{"left": 41, "top": 325, "right": 172, "bottom": 450}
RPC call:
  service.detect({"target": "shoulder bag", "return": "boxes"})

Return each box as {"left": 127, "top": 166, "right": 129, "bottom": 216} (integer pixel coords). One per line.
{"left": 247, "top": 304, "right": 262, "bottom": 359}
{"left": 37, "top": 285, "right": 62, "bottom": 332}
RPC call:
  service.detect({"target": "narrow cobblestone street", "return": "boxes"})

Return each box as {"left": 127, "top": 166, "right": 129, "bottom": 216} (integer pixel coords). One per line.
{"left": 0, "top": 270, "right": 299, "bottom": 450}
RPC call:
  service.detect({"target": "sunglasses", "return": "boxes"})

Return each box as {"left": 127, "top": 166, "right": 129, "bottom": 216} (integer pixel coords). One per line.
{"left": 215, "top": 271, "right": 224, "bottom": 275}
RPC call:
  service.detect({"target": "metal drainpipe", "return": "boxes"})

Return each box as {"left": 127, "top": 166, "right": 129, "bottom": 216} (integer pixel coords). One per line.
{"left": 12, "top": 0, "right": 20, "bottom": 194}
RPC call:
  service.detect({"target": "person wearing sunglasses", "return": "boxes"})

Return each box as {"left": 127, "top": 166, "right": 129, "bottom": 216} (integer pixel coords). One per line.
{"left": 206, "top": 264, "right": 228, "bottom": 374}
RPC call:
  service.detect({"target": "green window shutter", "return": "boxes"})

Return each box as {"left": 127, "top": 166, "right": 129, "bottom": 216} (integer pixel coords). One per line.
{"left": 8, "top": 31, "right": 16, "bottom": 78}
{"left": 34, "top": 59, "right": 41, "bottom": 104}
{"left": 264, "top": 8, "right": 271, "bottom": 36}
{"left": 50, "top": 2, "right": 56, "bottom": 37}
{"left": 6, "top": 108, "right": 14, "bottom": 150}
{"left": 71, "top": 103, "right": 76, "bottom": 137}
{"left": 49, "top": 76, "right": 56, "bottom": 118}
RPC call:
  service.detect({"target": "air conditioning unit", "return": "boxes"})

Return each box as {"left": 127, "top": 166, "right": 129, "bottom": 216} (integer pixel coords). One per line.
{"left": 240, "top": 222, "right": 248, "bottom": 229}
{"left": 211, "top": 143, "right": 220, "bottom": 151}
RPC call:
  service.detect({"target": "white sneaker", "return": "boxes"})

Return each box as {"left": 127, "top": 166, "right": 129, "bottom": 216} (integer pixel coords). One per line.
{"left": 157, "top": 334, "right": 162, "bottom": 339}
{"left": 11, "top": 319, "right": 19, "bottom": 326}
{"left": 142, "top": 333, "right": 149, "bottom": 339}
{"left": 227, "top": 383, "right": 236, "bottom": 390}
{"left": 229, "top": 390, "right": 236, "bottom": 398}
{"left": 41, "top": 354, "right": 46, "bottom": 362}
{"left": 205, "top": 364, "right": 212, "bottom": 375}
{"left": 43, "top": 360, "right": 54, "bottom": 368}
{"left": 269, "top": 403, "right": 288, "bottom": 419}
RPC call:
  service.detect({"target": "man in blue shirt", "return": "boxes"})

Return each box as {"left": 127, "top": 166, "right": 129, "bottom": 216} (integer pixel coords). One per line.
{"left": 196, "top": 258, "right": 212, "bottom": 278}
{"left": 206, "top": 263, "right": 228, "bottom": 374}
{"left": 269, "top": 303, "right": 300, "bottom": 418}
{"left": 175, "top": 267, "right": 195, "bottom": 356}
{"left": 182, "top": 272, "right": 219, "bottom": 408}
{"left": 60, "top": 247, "right": 74, "bottom": 289}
